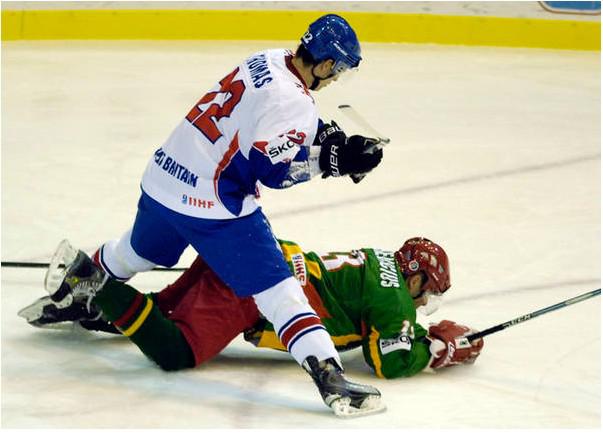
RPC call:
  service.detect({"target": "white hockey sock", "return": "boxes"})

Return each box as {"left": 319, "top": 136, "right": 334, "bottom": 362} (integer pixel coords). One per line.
{"left": 93, "top": 229, "right": 156, "bottom": 281}
{"left": 253, "top": 276, "right": 340, "bottom": 366}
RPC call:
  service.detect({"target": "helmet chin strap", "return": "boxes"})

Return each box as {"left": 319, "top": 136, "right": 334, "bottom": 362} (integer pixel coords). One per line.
{"left": 309, "top": 65, "right": 333, "bottom": 90}
{"left": 310, "top": 76, "right": 321, "bottom": 90}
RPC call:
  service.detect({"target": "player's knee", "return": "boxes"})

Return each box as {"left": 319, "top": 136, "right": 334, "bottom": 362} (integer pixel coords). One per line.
{"left": 253, "top": 276, "right": 308, "bottom": 319}
{"left": 154, "top": 350, "right": 196, "bottom": 372}
{"left": 143, "top": 328, "right": 197, "bottom": 372}
{"left": 156, "top": 358, "right": 190, "bottom": 372}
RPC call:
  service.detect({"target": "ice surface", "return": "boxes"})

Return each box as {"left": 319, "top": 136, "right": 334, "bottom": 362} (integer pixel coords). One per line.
{"left": 1, "top": 40, "right": 600, "bottom": 428}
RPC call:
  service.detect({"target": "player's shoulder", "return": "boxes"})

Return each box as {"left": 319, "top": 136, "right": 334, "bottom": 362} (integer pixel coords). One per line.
{"left": 364, "top": 248, "right": 407, "bottom": 291}
{"left": 241, "top": 49, "right": 281, "bottom": 91}
{"left": 243, "top": 49, "right": 314, "bottom": 105}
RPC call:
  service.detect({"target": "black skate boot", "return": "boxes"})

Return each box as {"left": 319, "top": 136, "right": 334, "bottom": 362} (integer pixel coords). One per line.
{"left": 43, "top": 239, "right": 108, "bottom": 312}
{"left": 302, "top": 356, "right": 385, "bottom": 418}
{"left": 18, "top": 295, "right": 103, "bottom": 329}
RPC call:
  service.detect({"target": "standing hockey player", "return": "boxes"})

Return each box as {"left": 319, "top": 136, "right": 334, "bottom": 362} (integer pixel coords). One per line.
{"left": 22, "top": 237, "right": 484, "bottom": 382}
{"left": 41, "top": 14, "right": 385, "bottom": 417}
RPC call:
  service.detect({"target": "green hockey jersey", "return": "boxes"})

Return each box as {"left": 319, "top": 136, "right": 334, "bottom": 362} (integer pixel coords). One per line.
{"left": 244, "top": 240, "right": 433, "bottom": 378}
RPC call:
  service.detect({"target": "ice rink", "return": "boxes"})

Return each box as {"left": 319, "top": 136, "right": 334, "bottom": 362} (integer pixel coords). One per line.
{"left": 1, "top": 40, "right": 600, "bottom": 428}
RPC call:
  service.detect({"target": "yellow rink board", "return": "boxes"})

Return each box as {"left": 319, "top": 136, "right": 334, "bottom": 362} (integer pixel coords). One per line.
{"left": 2, "top": 9, "right": 600, "bottom": 50}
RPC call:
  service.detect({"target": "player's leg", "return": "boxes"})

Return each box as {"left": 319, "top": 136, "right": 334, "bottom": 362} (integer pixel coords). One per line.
{"left": 20, "top": 246, "right": 258, "bottom": 371}
{"left": 252, "top": 276, "right": 383, "bottom": 417}
{"left": 24, "top": 193, "right": 195, "bottom": 369}
{"left": 38, "top": 192, "right": 190, "bottom": 321}
{"left": 170, "top": 208, "right": 340, "bottom": 362}
{"left": 21, "top": 240, "right": 196, "bottom": 371}
{"left": 92, "top": 193, "right": 189, "bottom": 281}
{"left": 155, "top": 256, "right": 210, "bottom": 314}
{"left": 93, "top": 279, "right": 195, "bottom": 371}
{"left": 86, "top": 254, "right": 260, "bottom": 366}
{"left": 158, "top": 265, "right": 261, "bottom": 365}
{"left": 172, "top": 208, "right": 383, "bottom": 416}
{"left": 252, "top": 277, "right": 336, "bottom": 364}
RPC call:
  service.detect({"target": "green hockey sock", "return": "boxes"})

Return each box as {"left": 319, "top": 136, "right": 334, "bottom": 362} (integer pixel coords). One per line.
{"left": 93, "top": 279, "right": 195, "bottom": 371}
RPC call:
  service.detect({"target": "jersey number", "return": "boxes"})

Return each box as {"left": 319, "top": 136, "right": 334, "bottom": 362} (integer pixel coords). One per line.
{"left": 186, "top": 68, "right": 246, "bottom": 143}
{"left": 320, "top": 251, "right": 365, "bottom": 272}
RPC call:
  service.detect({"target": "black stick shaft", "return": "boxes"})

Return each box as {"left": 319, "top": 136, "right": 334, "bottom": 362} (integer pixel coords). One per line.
{"left": 1, "top": 261, "right": 187, "bottom": 272}
{"left": 466, "top": 288, "right": 601, "bottom": 341}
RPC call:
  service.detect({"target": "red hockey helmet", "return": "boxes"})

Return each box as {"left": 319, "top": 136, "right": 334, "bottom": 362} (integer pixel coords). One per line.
{"left": 394, "top": 237, "right": 451, "bottom": 295}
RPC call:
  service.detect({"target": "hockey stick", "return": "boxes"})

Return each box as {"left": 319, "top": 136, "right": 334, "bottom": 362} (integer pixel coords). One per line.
{"left": 1, "top": 261, "right": 187, "bottom": 272}
{"left": 337, "top": 104, "right": 391, "bottom": 145}
{"left": 466, "top": 288, "right": 601, "bottom": 341}
{"left": 337, "top": 104, "right": 390, "bottom": 183}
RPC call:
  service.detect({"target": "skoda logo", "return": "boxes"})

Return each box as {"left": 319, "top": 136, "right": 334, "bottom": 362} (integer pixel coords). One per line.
{"left": 409, "top": 260, "right": 419, "bottom": 272}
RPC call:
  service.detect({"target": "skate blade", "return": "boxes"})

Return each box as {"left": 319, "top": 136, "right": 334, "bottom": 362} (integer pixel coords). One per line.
{"left": 331, "top": 395, "right": 386, "bottom": 418}
{"left": 18, "top": 297, "right": 78, "bottom": 330}
{"left": 18, "top": 298, "right": 47, "bottom": 323}
{"left": 44, "top": 239, "right": 78, "bottom": 296}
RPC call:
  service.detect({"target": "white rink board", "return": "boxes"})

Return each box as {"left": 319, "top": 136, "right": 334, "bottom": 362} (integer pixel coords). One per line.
{"left": 1, "top": 40, "right": 600, "bottom": 428}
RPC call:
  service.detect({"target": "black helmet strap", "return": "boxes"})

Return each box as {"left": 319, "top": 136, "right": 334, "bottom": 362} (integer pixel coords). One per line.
{"left": 310, "top": 64, "right": 335, "bottom": 90}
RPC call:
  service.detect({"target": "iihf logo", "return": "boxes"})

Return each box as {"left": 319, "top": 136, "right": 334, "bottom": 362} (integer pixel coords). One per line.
{"left": 182, "top": 194, "right": 214, "bottom": 209}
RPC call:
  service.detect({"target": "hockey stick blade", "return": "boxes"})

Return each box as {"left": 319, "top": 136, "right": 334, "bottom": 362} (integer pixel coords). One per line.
{"left": 338, "top": 104, "right": 391, "bottom": 145}
{"left": 466, "top": 288, "right": 601, "bottom": 341}
{"left": 338, "top": 104, "right": 389, "bottom": 184}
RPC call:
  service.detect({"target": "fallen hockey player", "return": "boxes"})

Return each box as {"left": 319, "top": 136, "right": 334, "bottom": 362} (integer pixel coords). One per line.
{"left": 20, "top": 236, "right": 483, "bottom": 415}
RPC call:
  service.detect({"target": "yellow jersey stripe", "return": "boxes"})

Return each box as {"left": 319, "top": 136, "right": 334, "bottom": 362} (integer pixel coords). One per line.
{"left": 305, "top": 259, "right": 322, "bottom": 280}
{"left": 280, "top": 243, "right": 302, "bottom": 261}
{"left": 257, "top": 330, "right": 286, "bottom": 351}
{"left": 122, "top": 297, "right": 153, "bottom": 337}
{"left": 331, "top": 333, "right": 362, "bottom": 347}
{"left": 368, "top": 326, "right": 384, "bottom": 378}
{"left": 257, "top": 330, "right": 362, "bottom": 351}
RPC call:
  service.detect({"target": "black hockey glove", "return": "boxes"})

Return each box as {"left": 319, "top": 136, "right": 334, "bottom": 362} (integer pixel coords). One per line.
{"left": 317, "top": 121, "right": 383, "bottom": 178}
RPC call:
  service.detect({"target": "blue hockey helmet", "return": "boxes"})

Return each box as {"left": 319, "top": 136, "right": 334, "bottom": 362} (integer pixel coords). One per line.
{"left": 301, "top": 14, "right": 362, "bottom": 75}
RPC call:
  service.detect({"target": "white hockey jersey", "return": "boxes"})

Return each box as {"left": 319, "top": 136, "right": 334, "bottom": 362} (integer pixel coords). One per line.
{"left": 140, "top": 49, "right": 322, "bottom": 219}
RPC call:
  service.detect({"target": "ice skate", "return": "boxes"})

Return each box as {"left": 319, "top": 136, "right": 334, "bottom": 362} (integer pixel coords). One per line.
{"left": 18, "top": 295, "right": 102, "bottom": 329}
{"left": 43, "top": 239, "right": 108, "bottom": 311}
{"left": 303, "top": 356, "right": 386, "bottom": 418}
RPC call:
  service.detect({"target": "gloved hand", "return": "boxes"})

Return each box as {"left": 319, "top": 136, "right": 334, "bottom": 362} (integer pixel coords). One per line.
{"left": 428, "top": 320, "right": 484, "bottom": 369}
{"left": 317, "top": 121, "right": 383, "bottom": 178}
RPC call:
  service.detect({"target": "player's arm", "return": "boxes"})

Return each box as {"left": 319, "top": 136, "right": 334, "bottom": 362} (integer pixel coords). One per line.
{"left": 425, "top": 320, "right": 484, "bottom": 370}
{"left": 362, "top": 317, "right": 485, "bottom": 377}
{"left": 362, "top": 320, "right": 433, "bottom": 379}
{"left": 249, "top": 116, "right": 383, "bottom": 189}
{"left": 248, "top": 120, "right": 322, "bottom": 189}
